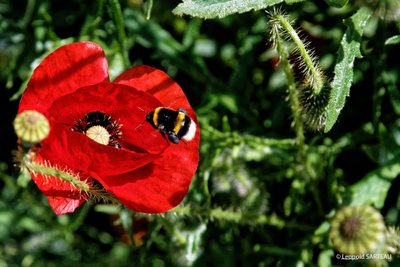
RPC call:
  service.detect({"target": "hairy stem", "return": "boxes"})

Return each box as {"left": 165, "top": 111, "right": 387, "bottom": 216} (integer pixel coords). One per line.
{"left": 269, "top": 13, "right": 305, "bottom": 146}
{"left": 280, "top": 39, "right": 305, "bottom": 147}
{"left": 23, "top": 155, "right": 119, "bottom": 204}
{"left": 25, "top": 160, "right": 91, "bottom": 191}
{"left": 275, "top": 14, "right": 324, "bottom": 94}
{"left": 170, "top": 206, "right": 313, "bottom": 231}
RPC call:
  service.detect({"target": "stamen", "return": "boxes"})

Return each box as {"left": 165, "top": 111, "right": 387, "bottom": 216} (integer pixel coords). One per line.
{"left": 72, "top": 111, "right": 122, "bottom": 148}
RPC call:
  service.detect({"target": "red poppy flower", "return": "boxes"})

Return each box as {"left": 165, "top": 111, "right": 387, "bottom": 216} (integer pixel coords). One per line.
{"left": 17, "top": 42, "right": 200, "bottom": 215}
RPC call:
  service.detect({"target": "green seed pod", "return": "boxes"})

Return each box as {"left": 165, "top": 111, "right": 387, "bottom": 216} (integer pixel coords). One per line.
{"left": 330, "top": 205, "right": 386, "bottom": 255}
{"left": 13, "top": 110, "right": 50, "bottom": 144}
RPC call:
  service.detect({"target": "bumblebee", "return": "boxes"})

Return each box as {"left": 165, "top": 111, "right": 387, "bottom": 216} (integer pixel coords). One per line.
{"left": 146, "top": 107, "right": 196, "bottom": 144}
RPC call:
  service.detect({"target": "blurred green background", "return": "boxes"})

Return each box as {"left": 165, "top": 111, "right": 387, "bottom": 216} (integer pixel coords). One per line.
{"left": 1, "top": 0, "right": 400, "bottom": 266}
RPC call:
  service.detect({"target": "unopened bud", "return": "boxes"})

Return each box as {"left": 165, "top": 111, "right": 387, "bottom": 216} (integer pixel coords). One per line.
{"left": 330, "top": 205, "right": 386, "bottom": 255}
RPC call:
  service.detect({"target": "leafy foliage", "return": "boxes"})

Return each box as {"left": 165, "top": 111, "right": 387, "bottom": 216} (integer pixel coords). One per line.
{"left": 324, "top": 7, "right": 372, "bottom": 132}
{"left": 1, "top": 0, "right": 400, "bottom": 266}
{"left": 172, "top": 0, "right": 288, "bottom": 19}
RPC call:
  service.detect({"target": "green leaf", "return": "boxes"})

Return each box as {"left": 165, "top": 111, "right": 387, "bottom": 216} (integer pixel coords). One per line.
{"left": 350, "top": 161, "right": 400, "bottom": 208}
{"left": 318, "top": 250, "right": 334, "bottom": 267}
{"left": 173, "top": 0, "right": 289, "bottom": 19}
{"left": 385, "top": 35, "right": 400, "bottom": 45}
{"left": 324, "top": 7, "right": 372, "bottom": 132}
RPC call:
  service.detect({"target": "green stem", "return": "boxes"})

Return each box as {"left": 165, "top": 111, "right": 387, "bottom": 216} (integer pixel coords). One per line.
{"left": 18, "top": 0, "right": 36, "bottom": 29}
{"left": 275, "top": 14, "right": 324, "bottom": 94}
{"left": 159, "top": 217, "right": 186, "bottom": 244}
{"left": 269, "top": 12, "right": 324, "bottom": 214}
{"left": 67, "top": 203, "right": 91, "bottom": 232}
{"left": 25, "top": 161, "right": 91, "bottom": 192}
{"left": 273, "top": 29, "right": 305, "bottom": 147}
{"left": 23, "top": 156, "right": 119, "bottom": 204}
{"left": 145, "top": 0, "right": 153, "bottom": 20}
{"left": 203, "top": 124, "right": 296, "bottom": 147}
{"left": 170, "top": 206, "right": 313, "bottom": 231}
{"left": 109, "top": 0, "right": 130, "bottom": 68}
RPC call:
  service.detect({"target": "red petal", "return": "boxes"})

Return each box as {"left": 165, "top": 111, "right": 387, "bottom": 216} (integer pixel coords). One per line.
{"left": 114, "top": 65, "right": 197, "bottom": 120}
{"left": 39, "top": 82, "right": 168, "bottom": 176}
{"left": 95, "top": 141, "right": 198, "bottom": 213}
{"left": 98, "top": 66, "right": 201, "bottom": 213}
{"left": 18, "top": 42, "right": 109, "bottom": 114}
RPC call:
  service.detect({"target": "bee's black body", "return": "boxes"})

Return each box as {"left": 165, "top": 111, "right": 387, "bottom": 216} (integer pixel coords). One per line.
{"left": 146, "top": 107, "right": 196, "bottom": 144}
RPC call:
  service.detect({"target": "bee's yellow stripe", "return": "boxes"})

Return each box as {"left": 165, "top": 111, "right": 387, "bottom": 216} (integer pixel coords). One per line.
{"left": 153, "top": 107, "right": 161, "bottom": 126}
{"left": 173, "top": 111, "right": 186, "bottom": 134}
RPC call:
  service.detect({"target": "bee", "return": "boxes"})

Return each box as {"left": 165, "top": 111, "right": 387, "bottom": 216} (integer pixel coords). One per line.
{"left": 146, "top": 107, "right": 196, "bottom": 144}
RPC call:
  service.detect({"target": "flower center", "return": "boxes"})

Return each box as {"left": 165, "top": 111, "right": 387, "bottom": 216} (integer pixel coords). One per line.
{"left": 86, "top": 125, "right": 110, "bottom": 145}
{"left": 71, "top": 111, "right": 122, "bottom": 148}
{"left": 340, "top": 217, "right": 362, "bottom": 240}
